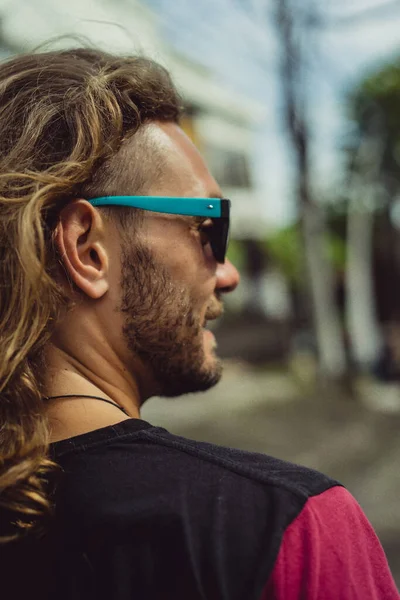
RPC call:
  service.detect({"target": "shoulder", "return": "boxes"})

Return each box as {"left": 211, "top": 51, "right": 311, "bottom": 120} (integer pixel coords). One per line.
{"left": 51, "top": 422, "right": 399, "bottom": 599}
{"left": 54, "top": 423, "right": 340, "bottom": 593}
{"left": 141, "top": 426, "right": 338, "bottom": 498}
{"left": 54, "top": 421, "right": 339, "bottom": 551}
{"left": 54, "top": 420, "right": 338, "bottom": 502}
{"left": 55, "top": 422, "right": 339, "bottom": 527}
{"left": 260, "top": 485, "right": 399, "bottom": 600}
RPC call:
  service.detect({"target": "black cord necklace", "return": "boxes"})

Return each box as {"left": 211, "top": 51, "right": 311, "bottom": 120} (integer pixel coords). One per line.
{"left": 44, "top": 394, "right": 131, "bottom": 417}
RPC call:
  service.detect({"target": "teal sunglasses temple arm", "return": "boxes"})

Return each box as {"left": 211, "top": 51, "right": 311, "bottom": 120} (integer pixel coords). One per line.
{"left": 88, "top": 196, "right": 230, "bottom": 263}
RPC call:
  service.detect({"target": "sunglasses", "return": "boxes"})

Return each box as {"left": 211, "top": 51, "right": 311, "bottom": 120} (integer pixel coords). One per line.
{"left": 88, "top": 196, "right": 231, "bottom": 263}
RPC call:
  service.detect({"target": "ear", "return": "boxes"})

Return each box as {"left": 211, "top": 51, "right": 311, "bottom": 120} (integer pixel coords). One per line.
{"left": 55, "top": 199, "right": 110, "bottom": 299}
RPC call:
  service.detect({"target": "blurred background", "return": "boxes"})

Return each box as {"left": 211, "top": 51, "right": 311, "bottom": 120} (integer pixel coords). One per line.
{"left": 0, "top": 0, "right": 399, "bottom": 585}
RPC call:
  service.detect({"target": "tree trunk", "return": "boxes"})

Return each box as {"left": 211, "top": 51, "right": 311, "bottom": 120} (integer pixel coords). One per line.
{"left": 345, "top": 134, "right": 384, "bottom": 371}
{"left": 345, "top": 201, "right": 381, "bottom": 369}
{"left": 275, "top": 0, "right": 348, "bottom": 381}
{"left": 303, "top": 203, "right": 347, "bottom": 377}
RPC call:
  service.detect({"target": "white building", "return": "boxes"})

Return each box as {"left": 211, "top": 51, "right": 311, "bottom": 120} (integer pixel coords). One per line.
{"left": 0, "top": 0, "right": 267, "bottom": 239}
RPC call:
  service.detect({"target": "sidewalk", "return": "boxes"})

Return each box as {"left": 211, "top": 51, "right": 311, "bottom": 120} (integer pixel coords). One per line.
{"left": 142, "top": 361, "right": 400, "bottom": 586}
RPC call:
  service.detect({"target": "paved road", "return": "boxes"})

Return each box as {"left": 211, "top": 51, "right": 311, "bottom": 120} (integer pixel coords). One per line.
{"left": 142, "top": 362, "right": 400, "bottom": 587}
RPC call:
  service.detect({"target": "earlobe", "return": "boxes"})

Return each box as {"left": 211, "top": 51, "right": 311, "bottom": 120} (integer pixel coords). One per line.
{"left": 55, "top": 201, "right": 110, "bottom": 300}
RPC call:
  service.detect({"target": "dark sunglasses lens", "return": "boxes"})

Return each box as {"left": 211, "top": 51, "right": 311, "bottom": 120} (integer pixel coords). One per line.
{"left": 209, "top": 218, "right": 230, "bottom": 263}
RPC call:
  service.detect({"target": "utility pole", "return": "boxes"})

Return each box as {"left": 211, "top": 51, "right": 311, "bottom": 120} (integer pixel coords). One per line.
{"left": 273, "top": 0, "right": 348, "bottom": 381}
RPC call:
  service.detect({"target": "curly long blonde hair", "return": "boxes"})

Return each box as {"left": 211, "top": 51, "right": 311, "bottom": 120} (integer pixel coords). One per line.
{"left": 0, "top": 47, "right": 181, "bottom": 542}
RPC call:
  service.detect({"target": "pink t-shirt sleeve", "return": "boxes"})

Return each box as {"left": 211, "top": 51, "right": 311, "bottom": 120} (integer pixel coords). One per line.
{"left": 260, "top": 486, "right": 399, "bottom": 600}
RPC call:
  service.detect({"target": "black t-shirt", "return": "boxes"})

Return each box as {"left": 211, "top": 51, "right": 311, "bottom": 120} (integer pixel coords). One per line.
{"left": 1, "top": 418, "right": 398, "bottom": 600}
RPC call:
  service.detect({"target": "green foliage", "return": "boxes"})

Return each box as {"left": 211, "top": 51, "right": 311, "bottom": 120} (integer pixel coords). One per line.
{"left": 351, "top": 62, "right": 400, "bottom": 130}
{"left": 347, "top": 58, "right": 400, "bottom": 187}
{"left": 226, "top": 238, "right": 246, "bottom": 273}
{"left": 263, "top": 224, "right": 346, "bottom": 284}
{"left": 227, "top": 226, "right": 345, "bottom": 288}
{"left": 263, "top": 225, "right": 304, "bottom": 284}
{"left": 325, "top": 233, "right": 346, "bottom": 271}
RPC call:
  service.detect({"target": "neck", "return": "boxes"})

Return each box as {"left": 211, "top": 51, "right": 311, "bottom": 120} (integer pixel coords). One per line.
{"left": 45, "top": 395, "right": 136, "bottom": 443}
{"left": 43, "top": 343, "right": 142, "bottom": 441}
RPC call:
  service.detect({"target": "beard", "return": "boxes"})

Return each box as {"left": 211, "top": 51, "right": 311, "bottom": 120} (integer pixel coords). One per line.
{"left": 118, "top": 242, "right": 222, "bottom": 398}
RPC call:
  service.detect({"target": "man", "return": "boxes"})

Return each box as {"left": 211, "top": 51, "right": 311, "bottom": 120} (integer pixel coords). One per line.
{"left": 0, "top": 48, "right": 398, "bottom": 599}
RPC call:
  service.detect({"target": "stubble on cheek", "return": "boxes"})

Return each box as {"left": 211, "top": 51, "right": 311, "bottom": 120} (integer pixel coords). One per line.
{"left": 118, "top": 243, "right": 221, "bottom": 396}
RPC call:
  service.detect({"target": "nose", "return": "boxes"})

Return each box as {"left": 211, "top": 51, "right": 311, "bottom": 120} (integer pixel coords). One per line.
{"left": 215, "top": 258, "right": 240, "bottom": 294}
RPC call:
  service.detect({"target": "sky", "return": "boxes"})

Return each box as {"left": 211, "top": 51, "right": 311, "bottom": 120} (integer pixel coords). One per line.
{"left": 142, "top": 0, "right": 400, "bottom": 227}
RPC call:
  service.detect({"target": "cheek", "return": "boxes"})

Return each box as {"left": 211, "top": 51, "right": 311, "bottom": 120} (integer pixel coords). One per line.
{"left": 153, "top": 234, "right": 211, "bottom": 282}
{"left": 144, "top": 220, "right": 216, "bottom": 305}
{"left": 202, "top": 242, "right": 214, "bottom": 264}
